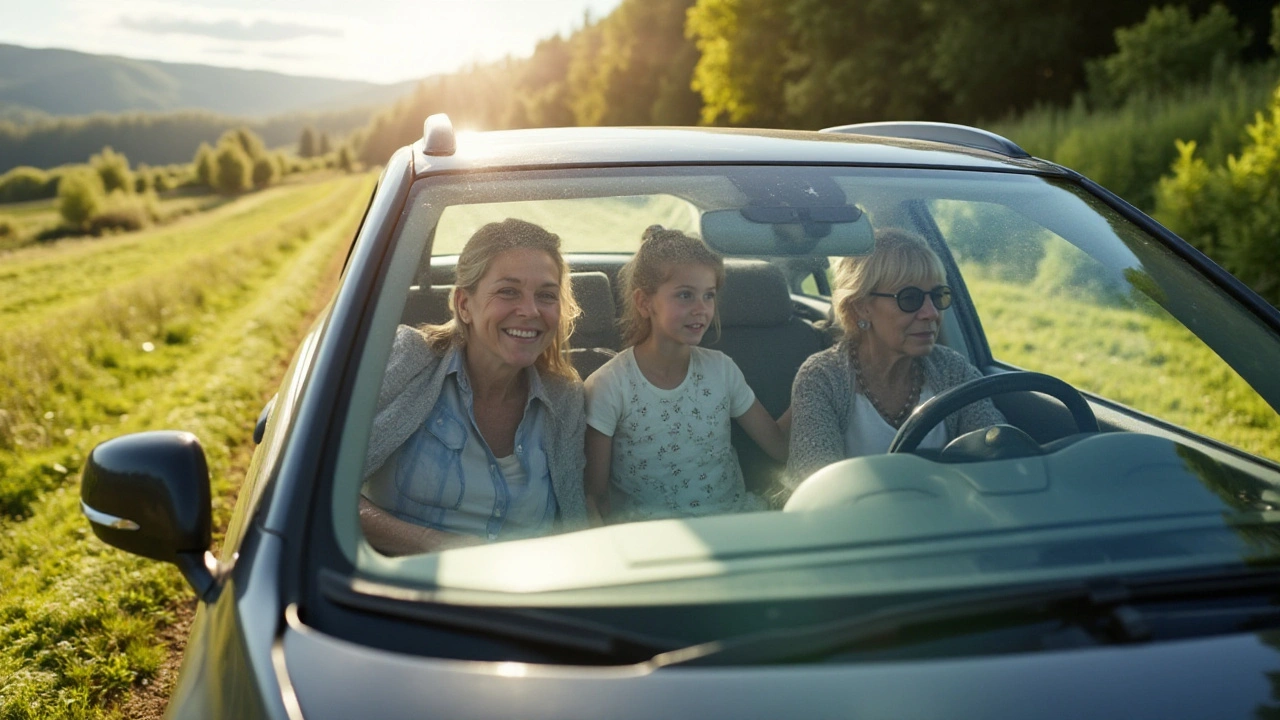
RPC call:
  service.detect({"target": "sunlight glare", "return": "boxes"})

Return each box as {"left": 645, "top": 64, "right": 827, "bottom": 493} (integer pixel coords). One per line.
{"left": 494, "top": 662, "right": 529, "bottom": 678}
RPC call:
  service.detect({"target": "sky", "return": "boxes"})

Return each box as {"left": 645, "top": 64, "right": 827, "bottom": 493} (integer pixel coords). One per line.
{"left": 0, "top": 0, "right": 625, "bottom": 85}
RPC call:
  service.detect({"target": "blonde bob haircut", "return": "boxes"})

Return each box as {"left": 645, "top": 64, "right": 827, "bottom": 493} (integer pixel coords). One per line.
{"left": 420, "top": 218, "right": 581, "bottom": 380}
{"left": 617, "top": 226, "right": 725, "bottom": 348}
{"left": 832, "top": 228, "right": 947, "bottom": 343}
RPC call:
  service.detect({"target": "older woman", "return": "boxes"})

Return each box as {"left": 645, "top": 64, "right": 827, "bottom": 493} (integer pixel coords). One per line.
{"left": 359, "top": 218, "right": 588, "bottom": 555}
{"left": 787, "top": 228, "right": 1005, "bottom": 485}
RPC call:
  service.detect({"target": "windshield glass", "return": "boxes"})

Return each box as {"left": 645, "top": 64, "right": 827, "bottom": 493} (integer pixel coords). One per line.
{"left": 334, "top": 164, "right": 1280, "bottom": 610}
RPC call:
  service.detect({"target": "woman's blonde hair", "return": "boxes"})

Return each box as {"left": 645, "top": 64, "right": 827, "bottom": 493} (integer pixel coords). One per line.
{"left": 617, "top": 226, "right": 725, "bottom": 347}
{"left": 421, "top": 218, "right": 580, "bottom": 380}
{"left": 832, "top": 228, "right": 947, "bottom": 342}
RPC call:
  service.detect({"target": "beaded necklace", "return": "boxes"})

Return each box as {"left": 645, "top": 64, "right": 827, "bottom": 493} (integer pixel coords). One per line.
{"left": 851, "top": 349, "right": 923, "bottom": 429}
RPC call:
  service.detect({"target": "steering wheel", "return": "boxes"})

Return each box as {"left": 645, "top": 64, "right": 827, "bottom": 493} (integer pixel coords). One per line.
{"left": 887, "top": 371, "right": 1099, "bottom": 457}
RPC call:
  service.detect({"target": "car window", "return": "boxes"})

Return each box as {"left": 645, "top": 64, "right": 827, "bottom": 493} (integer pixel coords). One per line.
{"left": 930, "top": 197, "right": 1280, "bottom": 463}
{"left": 433, "top": 194, "right": 701, "bottom": 255}
{"left": 331, "top": 164, "right": 1280, "bottom": 610}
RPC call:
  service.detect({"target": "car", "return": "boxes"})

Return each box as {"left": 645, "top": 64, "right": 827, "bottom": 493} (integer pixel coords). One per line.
{"left": 80, "top": 114, "right": 1280, "bottom": 719}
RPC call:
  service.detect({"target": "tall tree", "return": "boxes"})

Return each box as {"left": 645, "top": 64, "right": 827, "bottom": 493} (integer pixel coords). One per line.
{"left": 507, "top": 35, "right": 577, "bottom": 128}
{"left": 193, "top": 142, "right": 216, "bottom": 187}
{"left": 784, "top": 0, "right": 937, "bottom": 128}
{"left": 686, "top": 0, "right": 791, "bottom": 126}
{"left": 298, "top": 126, "right": 318, "bottom": 158}
{"left": 569, "top": 0, "right": 702, "bottom": 126}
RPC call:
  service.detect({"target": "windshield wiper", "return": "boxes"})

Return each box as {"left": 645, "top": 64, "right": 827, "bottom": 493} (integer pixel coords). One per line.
{"left": 650, "top": 565, "right": 1280, "bottom": 668}
{"left": 320, "top": 570, "right": 681, "bottom": 662}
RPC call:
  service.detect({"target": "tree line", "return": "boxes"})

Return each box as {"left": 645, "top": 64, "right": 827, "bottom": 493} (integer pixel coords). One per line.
{"left": 0, "top": 125, "right": 357, "bottom": 248}
{"left": 354, "top": 0, "right": 1275, "bottom": 165}
{"left": 3, "top": 0, "right": 1273, "bottom": 175}
{"left": 0, "top": 106, "right": 371, "bottom": 174}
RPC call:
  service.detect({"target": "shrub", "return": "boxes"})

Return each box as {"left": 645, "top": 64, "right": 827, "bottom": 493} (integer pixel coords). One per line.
{"left": 992, "top": 63, "right": 1275, "bottom": 212}
{"left": 1034, "top": 240, "right": 1127, "bottom": 306}
{"left": 338, "top": 146, "right": 355, "bottom": 173}
{"left": 214, "top": 143, "right": 252, "bottom": 194}
{"left": 56, "top": 168, "right": 105, "bottom": 229}
{"left": 1155, "top": 83, "right": 1280, "bottom": 304}
{"left": 87, "top": 191, "right": 156, "bottom": 235}
{"left": 133, "top": 166, "right": 154, "bottom": 194}
{"left": 251, "top": 155, "right": 278, "bottom": 189}
{"left": 1087, "top": 5, "right": 1249, "bottom": 106}
{"left": 0, "top": 217, "right": 16, "bottom": 239}
{"left": 91, "top": 146, "right": 134, "bottom": 195}
{"left": 221, "top": 127, "right": 267, "bottom": 161}
{"left": 0, "top": 166, "right": 53, "bottom": 203}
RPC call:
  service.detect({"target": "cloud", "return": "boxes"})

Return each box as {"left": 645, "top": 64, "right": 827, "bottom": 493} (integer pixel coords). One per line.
{"left": 119, "top": 16, "right": 343, "bottom": 43}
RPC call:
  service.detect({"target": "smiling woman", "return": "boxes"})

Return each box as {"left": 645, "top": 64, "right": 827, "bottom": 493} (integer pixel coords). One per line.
{"left": 357, "top": 218, "right": 589, "bottom": 555}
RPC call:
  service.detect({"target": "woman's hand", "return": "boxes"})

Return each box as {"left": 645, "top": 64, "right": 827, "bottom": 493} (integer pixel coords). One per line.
{"left": 359, "top": 496, "right": 486, "bottom": 555}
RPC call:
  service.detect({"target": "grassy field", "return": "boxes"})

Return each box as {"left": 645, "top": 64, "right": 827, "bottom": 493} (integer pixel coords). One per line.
{"left": 967, "top": 274, "right": 1280, "bottom": 462}
{"left": 0, "top": 173, "right": 373, "bottom": 718}
{"left": 0, "top": 193, "right": 224, "bottom": 254}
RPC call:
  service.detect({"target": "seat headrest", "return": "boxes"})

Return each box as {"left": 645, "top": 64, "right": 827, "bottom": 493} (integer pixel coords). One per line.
{"left": 570, "top": 272, "right": 618, "bottom": 338}
{"left": 718, "top": 260, "right": 792, "bottom": 327}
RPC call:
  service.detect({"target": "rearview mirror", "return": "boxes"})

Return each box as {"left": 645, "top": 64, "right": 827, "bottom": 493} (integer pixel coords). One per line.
{"left": 701, "top": 207, "right": 875, "bottom": 256}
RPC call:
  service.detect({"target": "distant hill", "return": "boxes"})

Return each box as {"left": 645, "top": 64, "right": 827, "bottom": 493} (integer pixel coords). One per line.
{"left": 0, "top": 43, "right": 420, "bottom": 119}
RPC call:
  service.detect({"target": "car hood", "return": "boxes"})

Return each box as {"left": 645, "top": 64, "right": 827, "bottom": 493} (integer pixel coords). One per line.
{"left": 282, "top": 612, "right": 1280, "bottom": 720}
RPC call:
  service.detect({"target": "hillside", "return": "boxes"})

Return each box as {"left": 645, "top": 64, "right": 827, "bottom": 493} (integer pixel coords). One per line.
{"left": 0, "top": 43, "right": 419, "bottom": 119}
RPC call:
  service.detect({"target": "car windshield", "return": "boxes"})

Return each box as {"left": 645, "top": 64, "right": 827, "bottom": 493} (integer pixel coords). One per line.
{"left": 333, "top": 164, "right": 1280, "bottom": 609}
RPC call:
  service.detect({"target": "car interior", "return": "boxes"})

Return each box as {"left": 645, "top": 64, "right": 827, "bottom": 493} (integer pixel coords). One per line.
{"left": 400, "top": 254, "right": 833, "bottom": 493}
{"left": 397, "top": 244, "right": 1099, "bottom": 501}
{"left": 329, "top": 160, "right": 1280, "bottom": 604}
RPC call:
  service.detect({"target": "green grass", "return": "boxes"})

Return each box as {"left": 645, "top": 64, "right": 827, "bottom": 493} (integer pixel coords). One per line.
{"left": 0, "top": 185, "right": 333, "bottom": 329}
{"left": 0, "top": 172, "right": 373, "bottom": 718}
{"left": 0, "top": 191, "right": 227, "bottom": 253}
{"left": 968, "top": 274, "right": 1280, "bottom": 462}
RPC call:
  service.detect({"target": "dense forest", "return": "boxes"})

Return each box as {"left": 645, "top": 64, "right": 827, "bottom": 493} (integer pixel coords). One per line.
{"left": 354, "top": 0, "right": 1276, "bottom": 164}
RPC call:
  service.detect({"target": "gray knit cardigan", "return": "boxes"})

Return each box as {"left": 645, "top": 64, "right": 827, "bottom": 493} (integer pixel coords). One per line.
{"left": 362, "top": 324, "right": 589, "bottom": 531}
{"left": 786, "top": 341, "right": 1006, "bottom": 485}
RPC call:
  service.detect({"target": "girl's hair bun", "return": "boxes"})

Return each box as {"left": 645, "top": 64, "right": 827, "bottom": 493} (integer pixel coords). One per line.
{"left": 642, "top": 224, "right": 665, "bottom": 242}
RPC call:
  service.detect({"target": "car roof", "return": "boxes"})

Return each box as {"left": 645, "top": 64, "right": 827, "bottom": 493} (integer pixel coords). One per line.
{"left": 410, "top": 125, "right": 1066, "bottom": 177}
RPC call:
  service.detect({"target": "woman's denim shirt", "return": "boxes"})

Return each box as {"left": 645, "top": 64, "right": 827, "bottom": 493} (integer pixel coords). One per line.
{"left": 368, "top": 347, "right": 557, "bottom": 541}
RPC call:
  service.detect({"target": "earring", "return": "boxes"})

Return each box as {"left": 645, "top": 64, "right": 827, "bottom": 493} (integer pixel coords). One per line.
{"left": 857, "top": 319, "right": 870, "bottom": 330}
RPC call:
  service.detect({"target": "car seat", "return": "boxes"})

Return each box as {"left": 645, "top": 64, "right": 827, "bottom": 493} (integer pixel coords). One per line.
{"left": 702, "top": 260, "right": 829, "bottom": 494}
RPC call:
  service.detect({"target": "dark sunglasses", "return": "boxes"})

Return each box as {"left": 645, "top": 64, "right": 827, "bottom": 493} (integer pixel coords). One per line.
{"left": 869, "top": 285, "right": 953, "bottom": 313}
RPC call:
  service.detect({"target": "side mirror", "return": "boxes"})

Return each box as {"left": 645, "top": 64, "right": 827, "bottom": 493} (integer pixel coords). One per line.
{"left": 80, "top": 431, "right": 220, "bottom": 598}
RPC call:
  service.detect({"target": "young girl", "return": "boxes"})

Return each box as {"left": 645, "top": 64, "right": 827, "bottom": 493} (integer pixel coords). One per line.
{"left": 584, "top": 227, "right": 788, "bottom": 523}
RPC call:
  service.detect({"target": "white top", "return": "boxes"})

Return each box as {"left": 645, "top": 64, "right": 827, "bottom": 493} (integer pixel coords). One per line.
{"left": 845, "top": 385, "right": 947, "bottom": 457}
{"left": 585, "top": 346, "right": 763, "bottom": 520}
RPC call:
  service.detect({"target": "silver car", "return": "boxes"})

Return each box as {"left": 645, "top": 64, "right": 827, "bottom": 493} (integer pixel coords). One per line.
{"left": 82, "top": 116, "right": 1280, "bottom": 719}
